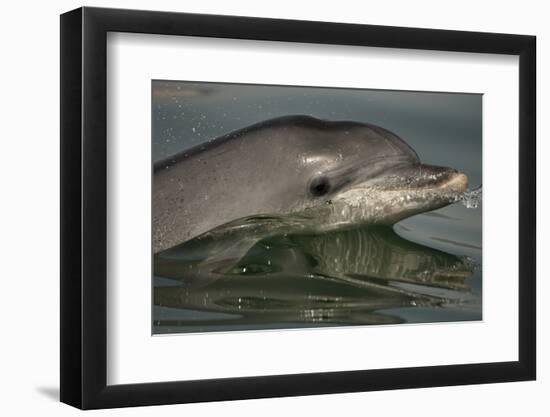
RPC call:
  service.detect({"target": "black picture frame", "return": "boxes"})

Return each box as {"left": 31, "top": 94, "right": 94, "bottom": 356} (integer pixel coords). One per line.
{"left": 60, "top": 6, "right": 536, "bottom": 410}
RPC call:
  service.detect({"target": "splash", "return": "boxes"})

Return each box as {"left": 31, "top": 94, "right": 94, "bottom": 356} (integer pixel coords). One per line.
{"left": 455, "top": 185, "right": 482, "bottom": 209}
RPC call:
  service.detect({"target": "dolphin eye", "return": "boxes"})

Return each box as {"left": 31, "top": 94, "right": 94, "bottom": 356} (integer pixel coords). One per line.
{"left": 309, "top": 176, "right": 331, "bottom": 197}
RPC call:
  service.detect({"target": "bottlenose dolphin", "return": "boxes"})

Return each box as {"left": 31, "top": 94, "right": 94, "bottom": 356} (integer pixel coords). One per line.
{"left": 153, "top": 115, "right": 467, "bottom": 253}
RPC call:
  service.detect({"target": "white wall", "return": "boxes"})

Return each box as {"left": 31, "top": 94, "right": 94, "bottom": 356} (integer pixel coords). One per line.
{"left": 0, "top": 0, "right": 545, "bottom": 415}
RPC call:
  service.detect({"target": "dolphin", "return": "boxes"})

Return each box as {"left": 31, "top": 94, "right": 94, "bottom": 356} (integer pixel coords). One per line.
{"left": 153, "top": 115, "right": 468, "bottom": 254}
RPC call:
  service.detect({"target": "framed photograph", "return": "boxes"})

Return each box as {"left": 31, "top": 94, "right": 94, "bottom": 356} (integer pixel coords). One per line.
{"left": 60, "top": 6, "right": 536, "bottom": 409}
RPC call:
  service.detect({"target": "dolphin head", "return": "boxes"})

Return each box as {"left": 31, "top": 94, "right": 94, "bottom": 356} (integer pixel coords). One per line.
{"left": 153, "top": 115, "right": 469, "bottom": 253}
{"left": 282, "top": 116, "right": 468, "bottom": 228}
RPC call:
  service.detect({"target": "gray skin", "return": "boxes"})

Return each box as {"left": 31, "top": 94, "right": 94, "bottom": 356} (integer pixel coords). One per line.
{"left": 153, "top": 115, "right": 468, "bottom": 254}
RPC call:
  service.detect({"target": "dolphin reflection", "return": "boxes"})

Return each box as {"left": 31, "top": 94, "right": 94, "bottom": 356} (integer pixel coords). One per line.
{"left": 154, "top": 226, "right": 477, "bottom": 332}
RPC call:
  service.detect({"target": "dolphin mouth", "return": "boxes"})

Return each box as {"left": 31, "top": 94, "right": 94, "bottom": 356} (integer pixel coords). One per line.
{"left": 321, "top": 163, "right": 469, "bottom": 227}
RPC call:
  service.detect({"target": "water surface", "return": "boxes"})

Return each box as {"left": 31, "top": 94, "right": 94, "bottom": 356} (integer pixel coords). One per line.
{"left": 152, "top": 81, "right": 482, "bottom": 334}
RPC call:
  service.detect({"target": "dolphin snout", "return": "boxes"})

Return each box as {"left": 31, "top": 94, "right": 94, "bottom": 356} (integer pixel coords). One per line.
{"left": 378, "top": 163, "right": 468, "bottom": 193}
{"left": 443, "top": 170, "right": 468, "bottom": 194}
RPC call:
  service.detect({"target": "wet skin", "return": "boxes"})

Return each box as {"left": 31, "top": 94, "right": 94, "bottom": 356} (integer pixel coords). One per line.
{"left": 153, "top": 115, "right": 467, "bottom": 253}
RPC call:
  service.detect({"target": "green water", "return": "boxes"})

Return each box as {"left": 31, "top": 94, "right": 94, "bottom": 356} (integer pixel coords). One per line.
{"left": 152, "top": 81, "right": 482, "bottom": 334}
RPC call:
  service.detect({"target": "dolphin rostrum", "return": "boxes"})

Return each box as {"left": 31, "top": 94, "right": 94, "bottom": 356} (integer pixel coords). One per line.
{"left": 153, "top": 115, "right": 467, "bottom": 253}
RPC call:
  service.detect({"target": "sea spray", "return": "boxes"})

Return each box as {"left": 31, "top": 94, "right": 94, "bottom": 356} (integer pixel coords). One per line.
{"left": 455, "top": 185, "right": 482, "bottom": 209}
